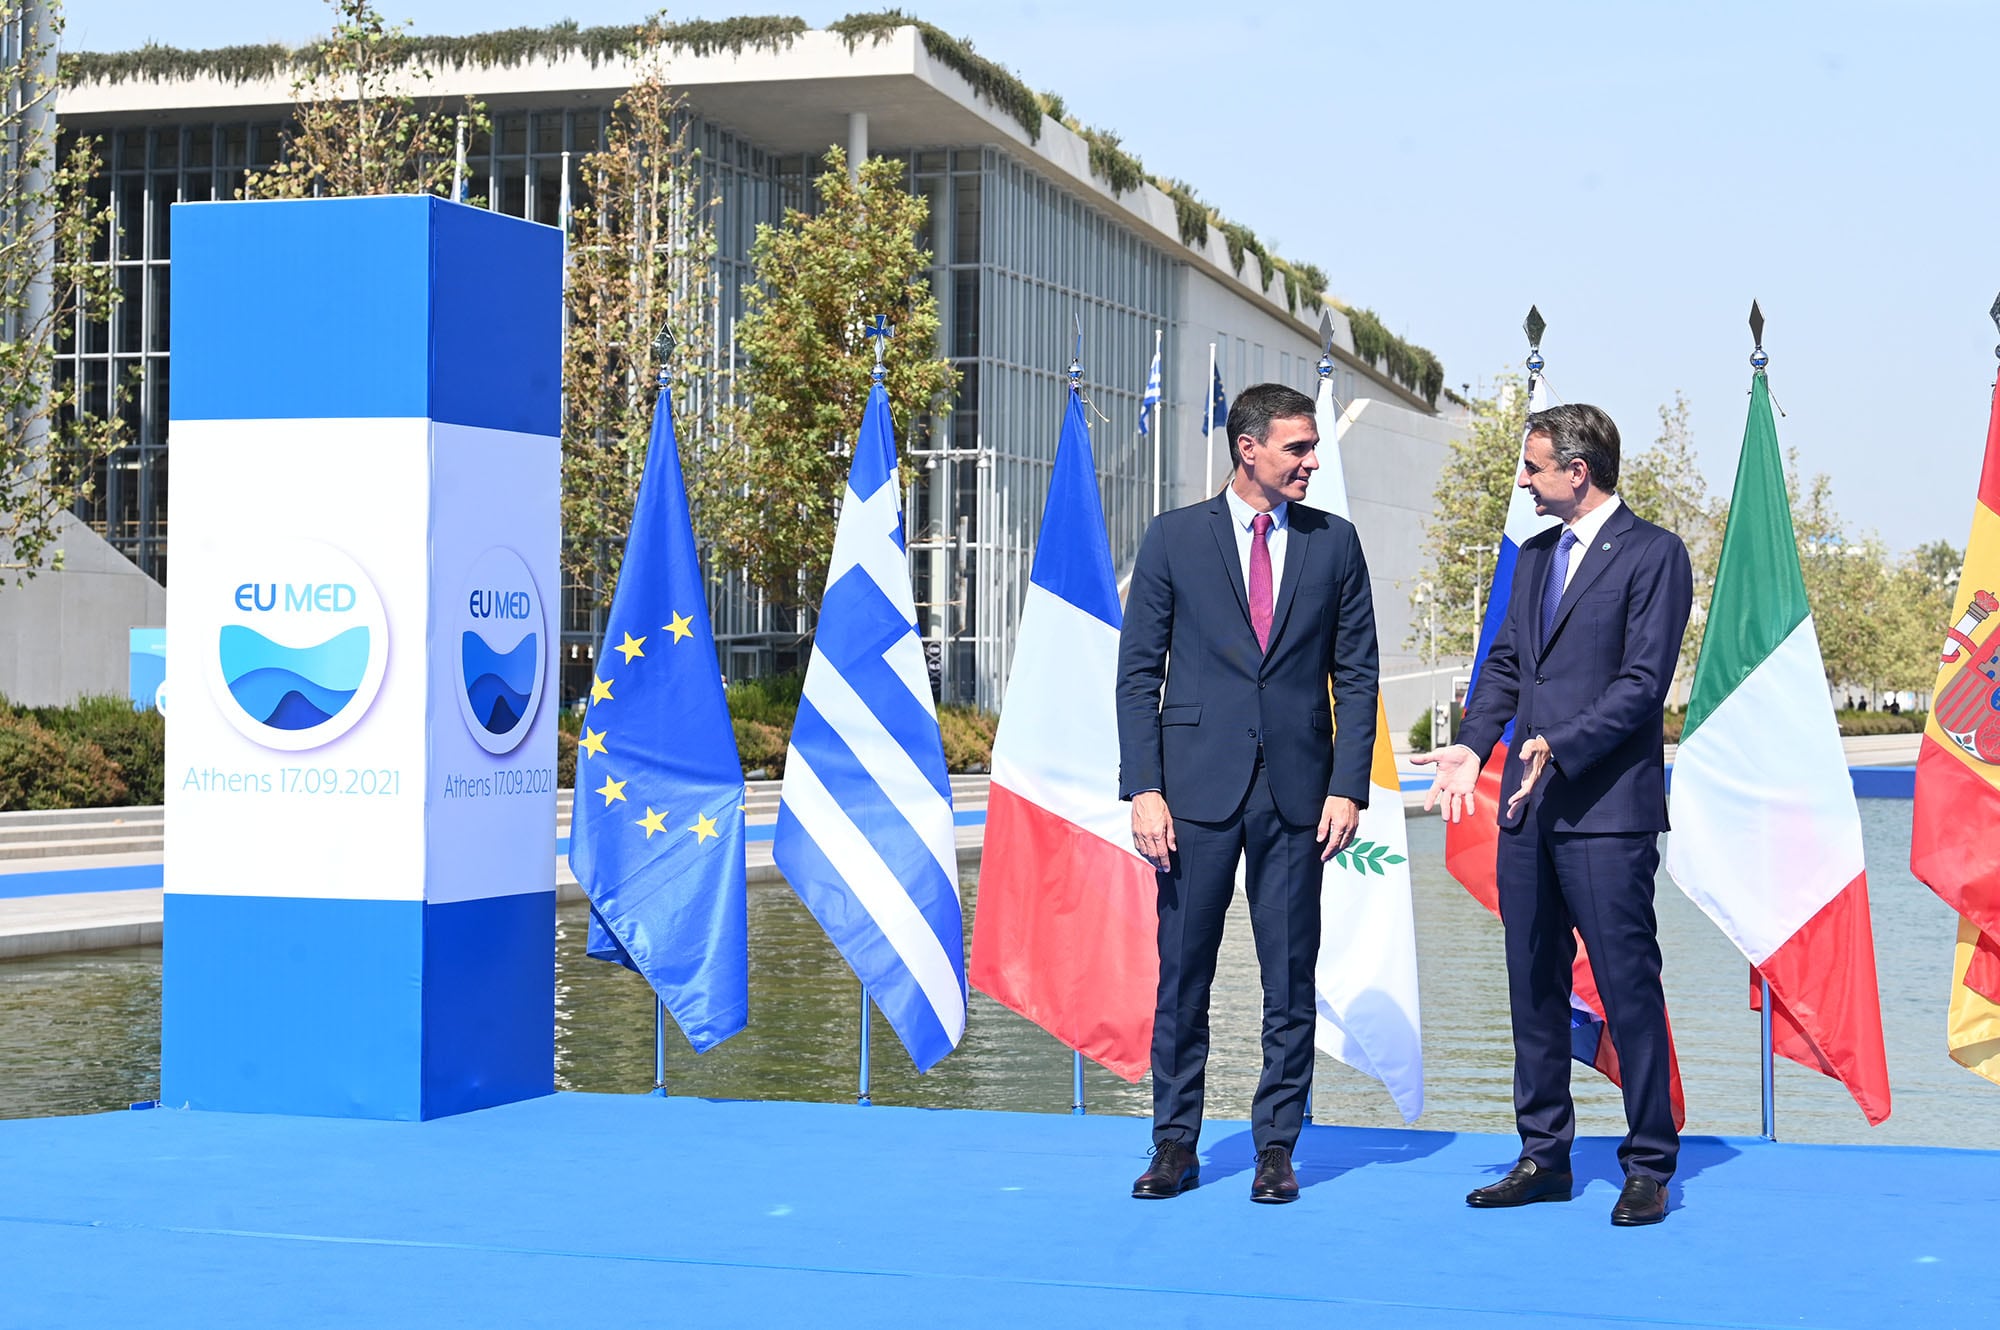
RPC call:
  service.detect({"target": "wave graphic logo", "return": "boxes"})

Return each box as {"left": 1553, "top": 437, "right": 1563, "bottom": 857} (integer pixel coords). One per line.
{"left": 455, "top": 546, "right": 546, "bottom": 754}
{"left": 203, "top": 539, "right": 389, "bottom": 751}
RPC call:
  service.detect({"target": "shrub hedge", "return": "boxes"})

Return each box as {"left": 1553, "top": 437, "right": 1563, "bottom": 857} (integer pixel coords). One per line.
{"left": 1, "top": 681, "right": 1002, "bottom": 809}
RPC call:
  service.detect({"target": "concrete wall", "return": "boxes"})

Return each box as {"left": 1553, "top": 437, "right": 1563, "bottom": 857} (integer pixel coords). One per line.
{"left": 0, "top": 511, "right": 166, "bottom": 706}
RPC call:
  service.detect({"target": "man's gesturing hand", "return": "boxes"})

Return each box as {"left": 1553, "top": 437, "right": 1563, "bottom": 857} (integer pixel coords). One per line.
{"left": 1131, "top": 790, "right": 1176, "bottom": 871}
{"left": 1317, "top": 796, "right": 1361, "bottom": 862}
{"left": 1413, "top": 743, "right": 1482, "bottom": 823}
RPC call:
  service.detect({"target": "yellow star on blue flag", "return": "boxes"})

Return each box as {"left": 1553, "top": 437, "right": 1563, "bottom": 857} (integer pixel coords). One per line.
{"left": 567, "top": 376, "right": 748, "bottom": 1053}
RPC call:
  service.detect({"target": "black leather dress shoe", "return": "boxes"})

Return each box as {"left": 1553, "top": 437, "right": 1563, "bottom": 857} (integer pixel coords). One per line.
{"left": 1250, "top": 1145, "right": 1299, "bottom": 1204}
{"left": 1131, "top": 1140, "right": 1199, "bottom": 1199}
{"left": 1610, "top": 1174, "right": 1668, "bottom": 1226}
{"left": 1465, "top": 1158, "right": 1574, "bottom": 1208}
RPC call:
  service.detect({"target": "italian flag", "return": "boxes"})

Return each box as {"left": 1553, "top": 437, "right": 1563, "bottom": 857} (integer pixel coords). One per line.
{"left": 1909, "top": 357, "right": 2000, "bottom": 1087}
{"left": 1666, "top": 372, "right": 1891, "bottom": 1125}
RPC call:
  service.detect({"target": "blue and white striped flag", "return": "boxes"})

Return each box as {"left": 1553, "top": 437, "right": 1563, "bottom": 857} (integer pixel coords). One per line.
{"left": 1137, "top": 347, "right": 1162, "bottom": 435}
{"left": 774, "top": 375, "right": 966, "bottom": 1072}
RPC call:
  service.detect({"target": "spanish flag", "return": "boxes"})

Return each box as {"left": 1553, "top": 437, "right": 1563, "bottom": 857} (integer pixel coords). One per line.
{"left": 1909, "top": 364, "right": 2000, "bottom": 1088}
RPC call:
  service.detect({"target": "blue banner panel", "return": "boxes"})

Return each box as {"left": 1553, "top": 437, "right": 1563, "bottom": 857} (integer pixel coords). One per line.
{"left": 170, "top": 197, "right": 561, "bottom": 434}
{"left": 429, "top": 203, "right": 563, "bottom": 438}
{"left": 162, "top": 894, "right": 425, "bottom": 1119}
{"left": 421, "top": 892, "right": 556, "bottom": 1117}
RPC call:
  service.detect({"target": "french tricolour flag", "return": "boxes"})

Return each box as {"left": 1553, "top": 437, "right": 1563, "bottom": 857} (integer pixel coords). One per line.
{"left": 969, "top": 386, "right": 1159, "bottom": 1080}
{"left": 1446, "top": 373, "right": 1685, "bottom": 1123}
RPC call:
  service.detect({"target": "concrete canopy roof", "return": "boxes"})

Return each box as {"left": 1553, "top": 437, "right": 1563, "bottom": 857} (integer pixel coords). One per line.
{"left": 58, "top": 24, "right": 1435, "bottom": 413}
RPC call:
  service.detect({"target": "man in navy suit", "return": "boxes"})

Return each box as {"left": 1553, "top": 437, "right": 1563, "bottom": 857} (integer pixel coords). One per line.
{"left": 1116, "top": 382, "right": 1380, "bottom": 1205}
{"left": 1419, "top": 402, "right": 1692, "bottom": 1227}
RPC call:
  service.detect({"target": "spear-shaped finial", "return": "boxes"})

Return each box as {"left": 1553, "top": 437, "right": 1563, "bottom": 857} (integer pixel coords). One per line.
{"left": 652, "top": 327, "right": 675, "bottom": 387}
{"left": 1316, "top": 310, "right": 1336, "bottom": 380}
{"left": 1068, "top": 311, "right": 1084, "bottom": 391}
{"left": 1749, "top": 300, "right": 1768, "bottom": 373}
{"left": 1523, "top": 304, "right": 1546, "bottom": 377}
{"left": 864, "top": 314, "right": 893, "bottom": 384}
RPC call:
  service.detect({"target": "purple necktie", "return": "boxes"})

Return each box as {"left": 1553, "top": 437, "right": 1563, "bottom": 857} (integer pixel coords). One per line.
{"left": 1250, "top": 512, "right": 1274, "bottom": 651}
{"left": 1540, "top": 528, "right": 1580, "bottom": 647}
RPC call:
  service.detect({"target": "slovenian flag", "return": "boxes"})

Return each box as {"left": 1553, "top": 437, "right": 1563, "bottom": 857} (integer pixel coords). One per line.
{"left": 1448, "top": 373, "right": 1685, "bottom": 1124}
{"left": 1301, "top": 381, "right": 1423, "bottom": 1121}
{"left": 1667, "top": 369, "right": 1891, "bottom": 1124}
{"left": 969, "top": 385, "right": 1158, "bottom": 1080}
{"left": 1909, "top": 348, "right": 2000, "bottom": 1088}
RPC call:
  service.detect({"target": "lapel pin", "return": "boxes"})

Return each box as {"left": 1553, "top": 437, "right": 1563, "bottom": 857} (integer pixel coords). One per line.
{"left": 1601, "top": 542, "right": 1611, "bottom": 551}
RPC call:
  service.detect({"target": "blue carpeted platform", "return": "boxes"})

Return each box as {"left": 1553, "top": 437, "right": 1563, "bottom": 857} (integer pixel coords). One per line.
{"left": 0, "top": 1093, "right": 1989, "bottom": 1328}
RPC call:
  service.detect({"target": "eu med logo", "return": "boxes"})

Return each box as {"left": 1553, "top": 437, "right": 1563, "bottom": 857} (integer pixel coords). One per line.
{"left": 204, "top": 538, "right": 390, "bottom": 751}
{"left": 455, "top": 546, "right": 547, "bottom": 754}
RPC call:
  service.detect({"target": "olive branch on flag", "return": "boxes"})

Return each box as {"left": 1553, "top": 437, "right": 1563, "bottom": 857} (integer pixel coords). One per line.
{"left": 1331, "top": 839, "right": 1406, "bottom": 875}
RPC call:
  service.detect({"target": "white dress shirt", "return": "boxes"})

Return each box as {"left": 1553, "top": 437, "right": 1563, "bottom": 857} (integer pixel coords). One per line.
{"left": 1558, "top": 493, "right": 1622, "bottom": 592}
{"left": 1224, "top": 485, "right": 1290, "bottom": 601}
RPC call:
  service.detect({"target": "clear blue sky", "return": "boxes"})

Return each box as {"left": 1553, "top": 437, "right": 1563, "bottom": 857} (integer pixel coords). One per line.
{"left": 65, "top": 0, "right": 2000, "bottom": 553}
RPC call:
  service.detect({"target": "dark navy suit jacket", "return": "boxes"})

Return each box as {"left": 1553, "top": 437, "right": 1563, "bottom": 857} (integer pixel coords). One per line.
{"left": 1116, "top": 494, "right": 1379, "bottom": 827}
{"left": 1455, "top": 503, "right": 1693, "bottom": 834}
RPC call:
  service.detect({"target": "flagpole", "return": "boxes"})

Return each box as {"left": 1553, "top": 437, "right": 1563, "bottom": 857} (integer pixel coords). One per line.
{"left": 1206, "top": 340, "right": 1218, "bottom": 489}
{"left": 1068, "top": 319, "right": 1090, "bottom": 1118}
{"left": 451, "top": 116, "right": 466, "bottom": 203}
{"left": 858, "top": 986, "right": 873, "bottom": 1107}
{"left": 654, "top": 998, "right": 668, "bottom": 1098}
{"left": 1150, "top": 327, "right": 1163, "bottom": 517}
{"left": 1750, "top": 303, "right": 1777, "bottom": 1143}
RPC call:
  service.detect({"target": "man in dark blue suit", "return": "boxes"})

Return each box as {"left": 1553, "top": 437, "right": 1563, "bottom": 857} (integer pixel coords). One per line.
{"left": 1116, "top": 383, "right": 1380, "bottom": 1205}
{"left": 1419, "top": 403, "right": 1692, "bottom": 1227}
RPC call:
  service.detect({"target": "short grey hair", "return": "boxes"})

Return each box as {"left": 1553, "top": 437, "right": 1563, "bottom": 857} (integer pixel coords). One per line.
{"left": 1525, "top": 402, "right": 1620, "bottom": 493}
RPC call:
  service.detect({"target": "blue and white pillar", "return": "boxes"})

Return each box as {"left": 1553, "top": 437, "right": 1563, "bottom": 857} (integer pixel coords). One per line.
{"left": 163, "top": 197, "right": 562, "bottom": 1120}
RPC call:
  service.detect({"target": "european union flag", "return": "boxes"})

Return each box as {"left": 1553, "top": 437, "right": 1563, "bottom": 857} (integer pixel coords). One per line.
{"left": 567, "top": 376, "right": 748, "bottom": 1053}
{"left": 1210, "top": 362, "right": 1229, "bottom": 432}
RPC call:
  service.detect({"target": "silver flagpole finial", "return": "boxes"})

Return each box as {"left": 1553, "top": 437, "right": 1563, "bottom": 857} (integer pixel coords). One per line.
{"left": 1316, "top": 311, "right": 1336, "bottom": 381}
{"left": 1069, "top": 311, "right": 1084, "bottom": 390}
{"left": 864, "top": 314, "right": 893, "bottom": 384}
{"left": 1749, "top": 300, "right": 1768, "bottom": 372}
{"left": 652, "top": 327, "right": 675, "bottom": 388}
{"left": 1523, "top": 304, "right": 1546, "bottom": 377}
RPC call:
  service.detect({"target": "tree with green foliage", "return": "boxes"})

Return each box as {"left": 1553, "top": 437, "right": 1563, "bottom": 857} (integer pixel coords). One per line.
{"left": 699, "top": 146, "right": 958, "bottom": 609}
{"left": 242, "top": 0, "right": 481, "bottom": 201}
{"left": 2, "top": 0, "right": 120, "bottom": 582}
{"left": 560, "top": 19, "right": 718, "bottom": 603}
{"left": 1619, "top": 391, "right": 1724, "bottom": 686}
{"left": 1411, "top": 377, "right": 1529, "bottom": 658}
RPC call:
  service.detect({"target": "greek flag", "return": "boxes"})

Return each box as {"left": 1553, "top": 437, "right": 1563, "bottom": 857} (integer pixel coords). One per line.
{"left": 1137, "top": 348, "right": 1162, "bottom": 435}
{"left": 774, "top": 376, "right": 966, "bottom": 1072}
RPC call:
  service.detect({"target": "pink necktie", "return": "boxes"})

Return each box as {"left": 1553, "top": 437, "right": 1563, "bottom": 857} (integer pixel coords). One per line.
{"left": 1249, "top": 512, "right": 1274, "bottom": 651}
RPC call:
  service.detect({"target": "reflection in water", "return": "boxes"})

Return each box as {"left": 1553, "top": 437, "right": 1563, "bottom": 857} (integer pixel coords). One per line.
{"left": 4, "top": 801, "right": 1996, "bottom": 1150}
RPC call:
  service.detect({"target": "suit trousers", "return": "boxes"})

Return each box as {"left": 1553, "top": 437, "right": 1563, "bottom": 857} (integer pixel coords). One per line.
{"left": 1151, "top": 758, "right": 1322, "bottom": 1153}
{"left": 1496, "top": 815, "right": 1678, "bottom": 1183}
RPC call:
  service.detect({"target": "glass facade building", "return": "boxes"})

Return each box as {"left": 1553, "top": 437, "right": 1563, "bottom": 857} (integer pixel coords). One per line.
{"left": 56, "top": 26, "right": 1441, "bottom": 711}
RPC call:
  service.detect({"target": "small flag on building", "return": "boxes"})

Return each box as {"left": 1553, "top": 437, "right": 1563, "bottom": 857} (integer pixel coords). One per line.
{"left": 971, "top": 381, "right": 1158, "bottom": 1080}
{"left": 568, "top": 371, "right": 749, "bottom": 1053}
{"left": 1138, "top": 347, "right": 1162, "bottom": 436}
{"left": 1301, "top": 372, "right": 1423, "bottom": 1121}
{"left": 1667, "top": 367, "right": 1891, "bottom": 1124}
{"left": 1209, "top": 363, "right": 1229, "bottom": 434}
{"left": 774, "top": 347, "right": 966, "bottom": 1072}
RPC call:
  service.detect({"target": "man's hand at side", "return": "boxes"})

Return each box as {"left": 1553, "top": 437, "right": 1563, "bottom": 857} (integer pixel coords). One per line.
{"left": 1505, "top": 736, "right": 1553, "bottom": 818}
{"left": 1131, "top": 791, "right": 1176, "bottom": 871}
{"left": 1413, "top": 743, "right": 1481, "bottom": 823}
{"left": 1318, "top": 796, "right": 1360, "bottom": 862}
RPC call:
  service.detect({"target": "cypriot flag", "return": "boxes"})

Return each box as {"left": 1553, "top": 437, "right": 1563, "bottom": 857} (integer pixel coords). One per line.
{"left": 1299, "top": 375, "right": 1424, "bottom": 1122}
